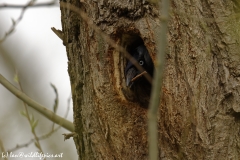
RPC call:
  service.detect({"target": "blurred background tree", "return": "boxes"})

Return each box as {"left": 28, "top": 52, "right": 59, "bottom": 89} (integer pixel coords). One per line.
{"left": 0, "top": 0, "right": 77, "bottom": 159}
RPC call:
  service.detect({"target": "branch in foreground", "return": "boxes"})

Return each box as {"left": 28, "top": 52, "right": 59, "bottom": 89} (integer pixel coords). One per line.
{"left": 131, "top": 71, "right": 147, "bottom": 82}
{"left": 148, "top": 0, "right": 170, "bottom": 159}
{"left": 0, "top": 73, "right": 74, "bottom": 132}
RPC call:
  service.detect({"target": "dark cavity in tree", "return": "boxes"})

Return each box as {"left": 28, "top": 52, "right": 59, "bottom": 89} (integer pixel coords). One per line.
{"left": 121, "top": 34, "right": 154, "bottom": 108}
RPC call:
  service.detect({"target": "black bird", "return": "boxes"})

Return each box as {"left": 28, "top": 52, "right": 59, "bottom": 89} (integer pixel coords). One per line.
{"left": 125, "top": 44, "right": 154, "bottom": 88}
{"left": 124, "top": 44, "right": 154, "bottom": 107}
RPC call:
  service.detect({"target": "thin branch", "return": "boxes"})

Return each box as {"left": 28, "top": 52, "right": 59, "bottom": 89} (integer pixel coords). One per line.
{"left": 131, "top": 71, "right": 147, "bottom": 82}
{"left": 0, "top": 0, "right": 58, "bottom": 9}
{"left": 0, "top": 139, "right": 7, "bottom": 160}
{"left": 148, "top": 0, "right": 170, "bottom": 160}
{"left": 16, "top": 73, "right": 44, "bottom": 155}
{"left": 0, "top": 0, "right": 31, "bottom": 43}
{"left": 62, "top": 132, "right": 77, "bottom": 141}
{"left": 8, "top": 125, "right": 63, "bottom": 152}
{"left": 0, "top": 73, "right": 74, "bottom": 132}
{"left": 51, "top": 27, "right": 64, "bottom": 41}
{"left": 8, "top": 96, "right": 71, "bottom": 152}
{"left": 0, "top": 0, "right": 58, "bottom": 43}
{"left": 50, "top": 83, "right": 59, "bottom": 130}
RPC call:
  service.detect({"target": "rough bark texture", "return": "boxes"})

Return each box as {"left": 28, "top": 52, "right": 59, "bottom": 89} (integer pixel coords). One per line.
{"left": 60, "top": 0, "right": 240, "bottom": 159}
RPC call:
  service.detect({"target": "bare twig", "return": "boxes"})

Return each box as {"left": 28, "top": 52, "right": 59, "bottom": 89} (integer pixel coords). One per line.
{"left": 8, "top": 125, "right": 62, "bottom": 152}
{"left": 0, "top": 0, "right": 58, "bottom": 9}
{"left": 50, "top": 83, "right": 59, "bottom": 130}
{"left": 131, "top": 71, "right": 147, "bottom": 82}
{"left": 8, "top": 96, "right": 71, "bottom": 153}
{"left": 0, "top": 0, "right": 33, "bottom": 43}
{"left": 0, "top": 139, "right": 7, "bottom": 160}
{"left": 0, "top": 73, "right": 74, "bottom": 132}
{"left": 8, "top": 140, "right": 32, "bottom": 152}
{"left": 0, "top": 0, "right": 58, "bottom": 43}
{"left": 62, "top": 132, "right": 76, "bottom": 141}
{"left": 51, "top": 27, "right": 64, "bottom": 41}
{"left": 16, "top": 73, "right": 44, "bottom": 156}
{"left": 148, "top": 0, "right": 170, "bottom": 159}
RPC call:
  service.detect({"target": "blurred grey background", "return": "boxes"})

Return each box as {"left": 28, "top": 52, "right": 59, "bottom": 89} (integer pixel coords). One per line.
{"left": 0, "top": 0, "right": 77, "bottom": 159}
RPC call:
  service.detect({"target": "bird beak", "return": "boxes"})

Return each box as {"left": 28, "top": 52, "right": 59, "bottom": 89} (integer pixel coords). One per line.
{"left": 126, "top": 67, "right": 138, "bottom": 88}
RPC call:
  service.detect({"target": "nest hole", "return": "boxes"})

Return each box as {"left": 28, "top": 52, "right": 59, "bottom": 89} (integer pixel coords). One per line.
{"left": 120, "top": 34, "right": 153, "bottom": 108}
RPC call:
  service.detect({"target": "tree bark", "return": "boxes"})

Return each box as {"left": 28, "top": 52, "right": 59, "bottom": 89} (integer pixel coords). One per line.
{"left": 60, "top": 0, "right": 240, "bottom": 159}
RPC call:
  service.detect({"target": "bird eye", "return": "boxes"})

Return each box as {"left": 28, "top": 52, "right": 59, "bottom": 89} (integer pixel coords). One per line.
{"left": 139, "top": 60, "right": 144, "bottom": 65}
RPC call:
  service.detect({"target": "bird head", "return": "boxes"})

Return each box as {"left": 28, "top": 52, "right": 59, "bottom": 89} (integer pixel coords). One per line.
{"left": 125, "top": 45, "right": 154, "bottom": 88}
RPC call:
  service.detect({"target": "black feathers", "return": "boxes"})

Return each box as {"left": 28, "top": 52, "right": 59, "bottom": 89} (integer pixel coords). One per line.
{"left": 125, "top": 45, "right": 154, "bottom": 88}
{"left": 124, "top": 44, "right": 154, "bottom": 107}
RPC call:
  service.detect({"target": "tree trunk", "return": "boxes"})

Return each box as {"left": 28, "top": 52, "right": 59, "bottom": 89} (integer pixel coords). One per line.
{"left": 60, "top": 0, "right": 240, "bottom": 159}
